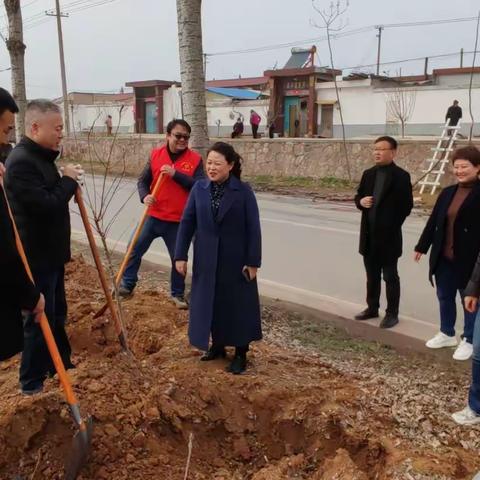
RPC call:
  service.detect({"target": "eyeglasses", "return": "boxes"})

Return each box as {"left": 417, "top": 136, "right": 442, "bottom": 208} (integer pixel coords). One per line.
{"left": 172, "top": 133, "right": 190, "bottom": 141}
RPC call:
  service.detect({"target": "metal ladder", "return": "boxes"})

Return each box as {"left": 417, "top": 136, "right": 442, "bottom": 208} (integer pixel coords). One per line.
{"left": 419, "top": 119, "right": 461, "bottom": 195}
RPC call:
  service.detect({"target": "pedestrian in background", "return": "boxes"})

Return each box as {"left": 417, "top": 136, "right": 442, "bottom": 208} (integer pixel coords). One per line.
{"left": 354, "top": 136, "right": 413, "bottom": 329}
{"left": 445, "top": 100, "right": 462, "bottom": 136}
{"left": 231, "top": 117, "right": 244, "bottom": 138}
{"left": 250, "top": 110, "right": 261, "bottom": 139}
{"left": 105, "top": 115, "right": 113, "bottom": 136}
{"left": 175, "top": 142, "right": 262, "bottom": 375}
{"left": 415, "top": 146, "right": 480, "bottom": 361}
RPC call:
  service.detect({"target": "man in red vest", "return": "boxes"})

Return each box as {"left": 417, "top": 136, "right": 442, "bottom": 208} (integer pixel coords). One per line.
{"left": 119, "top": 119, "right": 204, "bottom": 308}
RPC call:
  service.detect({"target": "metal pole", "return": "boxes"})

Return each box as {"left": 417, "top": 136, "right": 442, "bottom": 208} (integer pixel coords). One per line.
{"left": 375, "top": 26, "right": 383, "bottom": 76}
{"left": 460, "top": 48, "right": 464, "bottom": 67}
{"left": 54, "top": 0, "right": 70, "bottom": 135}
{"left": 424, "top": 57, "right": 429, "bottom": 76}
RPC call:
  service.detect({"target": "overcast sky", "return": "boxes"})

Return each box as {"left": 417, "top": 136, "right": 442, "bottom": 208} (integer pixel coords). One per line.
{"left": 0, "top": 0, "right": 478, "bottom": 99}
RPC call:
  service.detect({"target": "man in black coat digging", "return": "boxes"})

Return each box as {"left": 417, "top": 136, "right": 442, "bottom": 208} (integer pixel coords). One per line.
{"left": 0, "top": 88, "right": 45, "bottom": 362}
{"left": 354, "top": 136, "right": 413, "bottom": 329}
{"left": 5, "top": 99, "right": 83, "bottom": 395}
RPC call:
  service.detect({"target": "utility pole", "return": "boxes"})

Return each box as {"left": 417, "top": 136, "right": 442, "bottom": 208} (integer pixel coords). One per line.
{"left": 46, "top": 1, "right": 70, "bottom": 135}
{"left": 375, "top": 25, "right": 383, "bottom": 76}
{"left": 424, "top": 57, "right": 429, "bottom": 76}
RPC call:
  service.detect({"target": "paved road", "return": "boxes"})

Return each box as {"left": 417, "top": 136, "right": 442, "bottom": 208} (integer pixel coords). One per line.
{"left": 71, "top": 176, "right": 465, "bottom": 341}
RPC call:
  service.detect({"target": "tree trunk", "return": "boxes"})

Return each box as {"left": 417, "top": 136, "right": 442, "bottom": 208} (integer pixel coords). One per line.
{"left": 326, "top": 27, "right": 351, "bottom": 181}
{"left": 4, "top": 0, "right": 26, "bottom": 141}
{"left": 176, "top": 0, "right": 209, "bottom": 157}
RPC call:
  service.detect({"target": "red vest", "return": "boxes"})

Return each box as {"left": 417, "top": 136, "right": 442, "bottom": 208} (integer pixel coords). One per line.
{"left": 148, "top": 145, "right": 202, "bottom": 222}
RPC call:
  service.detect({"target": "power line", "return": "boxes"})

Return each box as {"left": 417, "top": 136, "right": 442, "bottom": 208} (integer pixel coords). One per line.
{"left": 207, "top": 27, "right": 371, "bottom": 56}
{"left": 206, "top": 16, "right": 479, "bottom": 57}
{"left": 381, "top": 17, "right": 478, "bottom": 28}
{"left": 67, "top": 0, "right": 117, "bottom": 13}
{"left": 339, "top": 49, "right": 480, "bottom": 72}
{"left": 1, "top": 0, "right": 121, "bottom": 34}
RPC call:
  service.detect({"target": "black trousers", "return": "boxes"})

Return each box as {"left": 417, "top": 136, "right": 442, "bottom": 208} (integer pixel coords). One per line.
{"left": 251, "top": 124, "right": 259, "bottom": 139}
{"left": 20, "top": 266, "right": 72, "bottom": 390}
{"left": 363, "top": 255, "right": 400, "bottom": 315}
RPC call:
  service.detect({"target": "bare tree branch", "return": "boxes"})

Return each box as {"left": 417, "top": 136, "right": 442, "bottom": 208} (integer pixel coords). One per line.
{"left": 311, "top": 0, "right": 351, "bottom": 181}
{"left": 468, "top": 11, "right": 480, "bottom": 141}
{"left": 385, "top": 76, "right": 417, "bottom": 138}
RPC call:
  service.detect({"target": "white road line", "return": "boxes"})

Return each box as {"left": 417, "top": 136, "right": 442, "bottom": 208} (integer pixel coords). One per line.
{"left": 262, "top": 217, "right": 358, "bottom": 235}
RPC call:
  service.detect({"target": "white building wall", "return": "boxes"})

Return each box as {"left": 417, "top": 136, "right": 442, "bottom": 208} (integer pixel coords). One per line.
{"left": 67, "top": 104, "right": 134, "bottom": 133}
{"left": 163, "top": 85, "right": 183, "bottom": 123}
{"left": 315, "top": 74, "right": 480, "bottom": 137}
{"left": 206, "top": 100, "right": 269, "bottom": 136}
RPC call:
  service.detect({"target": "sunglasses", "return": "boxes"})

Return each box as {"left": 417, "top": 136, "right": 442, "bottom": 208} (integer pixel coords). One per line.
{"left": 172, "top": 133, "right": 190, "bottom": 141}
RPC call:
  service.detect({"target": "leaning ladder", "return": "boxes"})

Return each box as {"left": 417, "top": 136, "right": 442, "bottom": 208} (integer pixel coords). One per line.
{"left": 419, "top": 119, "right": 461, "bottom": 195}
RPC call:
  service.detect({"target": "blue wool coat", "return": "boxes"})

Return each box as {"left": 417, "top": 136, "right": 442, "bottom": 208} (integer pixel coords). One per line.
{"left": 174, "top": 176, "right": 262, "bottom": 351}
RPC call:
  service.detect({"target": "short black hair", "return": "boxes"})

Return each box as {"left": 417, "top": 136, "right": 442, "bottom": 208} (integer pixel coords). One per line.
{"left": 0, "top": 88, "right": 19, "bottom": 116}
{"left": 452, "top": 146, "right": 480, "bottom": 166}
{"left": 374, "top": 135, "right": 397, "bottom": 150}
{"left": 166, "top": 119, "right": 191, "bottom": 134}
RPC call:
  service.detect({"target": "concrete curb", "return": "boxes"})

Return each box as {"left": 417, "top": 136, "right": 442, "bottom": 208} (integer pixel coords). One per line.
{"left": 71, "top": 228, "right": 447, "bottom": 358}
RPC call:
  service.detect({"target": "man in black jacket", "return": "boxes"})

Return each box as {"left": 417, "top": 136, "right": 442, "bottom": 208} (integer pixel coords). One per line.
{"left": 5, "top": 99, "right": 83, "bottom": 395}
{"left": 446, "top": 100, "right": 462, "bottom": 127}
{"left": 354, "top": 136, "right": 413, "bottom": 329}
{"left": 0, "top": 88, "right": 45, "bottom": 362}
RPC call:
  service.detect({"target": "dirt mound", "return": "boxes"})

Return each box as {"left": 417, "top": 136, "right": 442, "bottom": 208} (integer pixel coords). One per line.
{"left": 0, "top": 256, "right": 478, "bottom": 479}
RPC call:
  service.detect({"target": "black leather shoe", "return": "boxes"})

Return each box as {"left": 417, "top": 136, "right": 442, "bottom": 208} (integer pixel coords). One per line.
{"left": 226, "top": 355, "right": 247, "bottom": 375}
{"left": 354, "top": 308, "right": 379, "bottom": 321}
{"left": 380, "top": 314, "right": 399, "bottom": 329}
{"left": 201, "top": 347, "right": 226, "bottom": 361}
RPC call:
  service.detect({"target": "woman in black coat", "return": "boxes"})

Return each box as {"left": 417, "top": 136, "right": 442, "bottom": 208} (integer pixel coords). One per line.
{"left": 415, "top": 146, "right": 480, "bottom": 361}
{"left": 175, "top": 142, "right": 262, "bottom": 375}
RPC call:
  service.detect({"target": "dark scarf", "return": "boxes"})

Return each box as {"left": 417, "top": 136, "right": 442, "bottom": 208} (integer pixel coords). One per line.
{"left": 210, "top": 177, "right": 229, "bottom": 219}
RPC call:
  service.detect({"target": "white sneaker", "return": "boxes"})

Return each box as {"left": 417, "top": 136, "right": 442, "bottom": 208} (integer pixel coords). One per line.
{"left": 452, "top": 406, "right": 480, "bottom": 425}
{"left": 453, "top": 338, "right": 473, "bottom": 361}
{"left": 171, "top": 296, "right": 188, "bottom": 310}
{"left": 425, "top": 332, "right": 458, "bottom": 349}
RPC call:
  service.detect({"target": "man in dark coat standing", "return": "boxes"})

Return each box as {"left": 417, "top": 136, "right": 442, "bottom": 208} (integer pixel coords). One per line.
{"left": 0, "top": 88, "right": 44, "bottom": 362}
{"left": 446, "top": 100, "right": 462, "bottom": 127}
{"left": 5, "top": 99, "right": 83, "bottom": 395}
{"left": 354, "top": 136, "right": 413, "bottom": 329}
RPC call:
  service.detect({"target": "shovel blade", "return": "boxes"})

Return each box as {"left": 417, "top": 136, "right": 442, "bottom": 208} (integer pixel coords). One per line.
{"left": 64, "top": 416, "right": 94, "bottom": 480}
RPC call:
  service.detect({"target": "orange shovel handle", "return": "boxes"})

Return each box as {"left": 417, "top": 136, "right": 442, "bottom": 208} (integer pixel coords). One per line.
{"left": 93, "top": 173, "right": 167, "bottom": 318}
{"left": 116, "top": 173, "right": 167, "bottom": 283}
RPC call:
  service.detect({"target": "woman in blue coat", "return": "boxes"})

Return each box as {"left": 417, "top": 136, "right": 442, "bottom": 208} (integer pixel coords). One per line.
{"left": 175, "top": 142, "right": 262, "bottom": 374}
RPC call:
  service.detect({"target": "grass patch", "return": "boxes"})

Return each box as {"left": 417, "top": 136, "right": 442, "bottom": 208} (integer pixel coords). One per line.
{"left": 246, "top": 175, "right": 355, "bottom": 191}
{"left": 287, "top": 313, "right": 391, "bottom": 356}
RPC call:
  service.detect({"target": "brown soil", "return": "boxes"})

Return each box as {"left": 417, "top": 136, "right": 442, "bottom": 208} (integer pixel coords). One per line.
{"left": 0, "top": 257, "right": 478, "bottom": 479}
